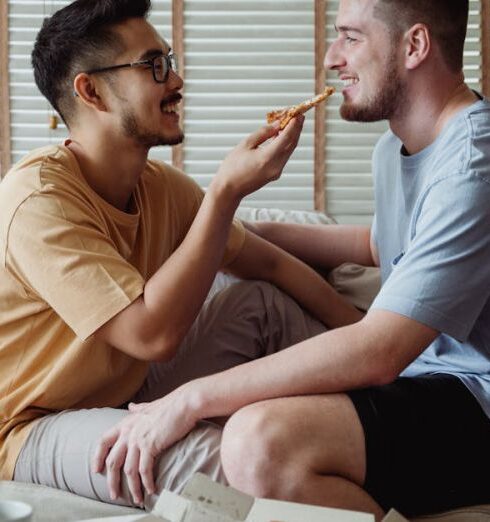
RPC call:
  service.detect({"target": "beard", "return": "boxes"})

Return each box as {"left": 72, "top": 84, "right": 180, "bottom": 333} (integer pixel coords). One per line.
{"left": 121, "top": 109, "right": 184, "bottom": 148}
{"left": 340, "top": 51, "right": 407, "bottom": 123}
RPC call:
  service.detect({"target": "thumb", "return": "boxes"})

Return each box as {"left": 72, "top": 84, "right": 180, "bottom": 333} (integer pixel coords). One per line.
{"left": 243, "top": 122, "right": 281, "bottom": 149}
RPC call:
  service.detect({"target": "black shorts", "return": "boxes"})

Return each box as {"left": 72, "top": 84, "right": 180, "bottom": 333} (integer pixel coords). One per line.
{"left": 347, "top": 374, "right": 490, "bottom": 517}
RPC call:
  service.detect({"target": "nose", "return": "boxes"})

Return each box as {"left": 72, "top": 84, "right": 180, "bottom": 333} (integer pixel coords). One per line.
{"left": 324, "top": 38, "right": 346, "bottom": 71}
{"left": 167, "top": 68, "right": 184, "bottom": 90}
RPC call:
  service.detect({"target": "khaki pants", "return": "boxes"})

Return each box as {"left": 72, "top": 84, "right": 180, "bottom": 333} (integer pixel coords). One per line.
{"left": 14, "top": 281, "right": 325, "bottom": 509}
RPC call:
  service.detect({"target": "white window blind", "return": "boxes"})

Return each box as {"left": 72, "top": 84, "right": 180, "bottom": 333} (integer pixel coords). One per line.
{"left": 5, "top": 1, "right": 485, "bottom": 223}
{"left": 182, "top": 0, "right": 316, "bottom": 210}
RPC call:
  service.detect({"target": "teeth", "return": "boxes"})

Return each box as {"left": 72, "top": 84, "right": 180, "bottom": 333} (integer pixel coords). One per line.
{"left": 342, "top": 78, "right": 359, "bottom": 87}
{"left": 162, "top": 102, "right": 178, "bottom": 113}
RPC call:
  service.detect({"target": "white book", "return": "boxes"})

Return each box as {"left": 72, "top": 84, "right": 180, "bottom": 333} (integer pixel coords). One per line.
{"left": 79, "top": 473, "right": 408, "bottom": 522}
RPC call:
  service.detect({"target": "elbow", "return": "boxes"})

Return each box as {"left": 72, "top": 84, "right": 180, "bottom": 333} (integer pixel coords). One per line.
{"left": 136, "top": 327, "right": 183, "bottom": 362}
{"left": 362, "top": 345, "right": 402, "bottom": 387}
{"left": 370, "top": 365, "right": 399, "bottom": 387}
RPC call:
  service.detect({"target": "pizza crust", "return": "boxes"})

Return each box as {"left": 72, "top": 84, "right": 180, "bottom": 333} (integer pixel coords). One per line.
{"left": 266, "top": 86, "right": 335, "bottom": 129}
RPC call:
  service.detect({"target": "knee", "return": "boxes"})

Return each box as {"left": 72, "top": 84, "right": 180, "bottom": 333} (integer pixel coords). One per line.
{"left": 221, "top": 402, "right": 297, "bottom": 499}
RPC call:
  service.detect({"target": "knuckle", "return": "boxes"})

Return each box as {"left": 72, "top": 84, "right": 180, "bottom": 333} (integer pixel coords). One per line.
{"left": 106, "top": 458, "right": 118, "bottom": 470}
{"left": 124, "top": 466, "right": 136, "bottom": 476}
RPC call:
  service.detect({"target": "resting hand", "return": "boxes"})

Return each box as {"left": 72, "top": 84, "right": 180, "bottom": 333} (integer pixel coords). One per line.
{"left": 213, "top": 115, "right": 305, "bottom": 201}
{"left": 92, "top": 385, "right": 199, "bottom": 505}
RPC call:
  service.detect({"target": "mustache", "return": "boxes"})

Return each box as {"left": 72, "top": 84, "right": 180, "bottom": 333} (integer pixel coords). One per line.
{"left": 161, "top": 93, "right": 182, "bottom": 106}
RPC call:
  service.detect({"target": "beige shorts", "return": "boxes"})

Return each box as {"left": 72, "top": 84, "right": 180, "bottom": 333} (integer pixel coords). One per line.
{"left": 14, "top": 281, "right": 325, "bottom": 509}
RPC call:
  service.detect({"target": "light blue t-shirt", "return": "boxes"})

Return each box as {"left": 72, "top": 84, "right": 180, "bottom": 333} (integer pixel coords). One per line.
{"left": 370, "top": 96, "right": 490, "bottom": 417}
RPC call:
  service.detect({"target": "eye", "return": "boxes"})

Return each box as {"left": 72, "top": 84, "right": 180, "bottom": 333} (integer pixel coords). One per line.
{"left": 153, "top": 58, "right": 164, "bottom": 73}
{"left": 345, "top": 35, "right": 358, "bottom": 44}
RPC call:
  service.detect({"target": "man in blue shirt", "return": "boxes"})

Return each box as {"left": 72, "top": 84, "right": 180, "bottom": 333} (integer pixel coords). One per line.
{"left": 91, "top": 0, "right": 490, "bottom": 519}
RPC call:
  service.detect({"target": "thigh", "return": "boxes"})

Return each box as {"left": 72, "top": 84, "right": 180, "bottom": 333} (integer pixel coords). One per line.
{"left": 134, "top": 280, "right": 326, "bottom": 402}
{"left": 13, "top": 408, "right": 225, "bottom": 509}
{"left": 348, "top": 375, "right": 490, "bottom": 517}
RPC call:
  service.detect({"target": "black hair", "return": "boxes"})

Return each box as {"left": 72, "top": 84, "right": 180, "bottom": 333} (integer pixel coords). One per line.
{"left": 373, "top": 0, "right": 469, "bottom": 72}
{"left": 32, "top": 0, "right": 151, "bottom": 127}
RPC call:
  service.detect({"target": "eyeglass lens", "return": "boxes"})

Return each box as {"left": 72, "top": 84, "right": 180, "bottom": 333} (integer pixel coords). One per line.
{"left": 154, "top": 54, "right": 178, "bottom": 82}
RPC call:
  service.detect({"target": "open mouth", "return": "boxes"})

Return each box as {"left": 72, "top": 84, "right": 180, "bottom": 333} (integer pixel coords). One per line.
{"left": 161, "top": 94, "right": 182, "bottom": 114}
{"left": 161, "top": 101, "right": 179, "bottom": 113}
{"left": 341, "top": 77, "right": 359, "bottom": 88}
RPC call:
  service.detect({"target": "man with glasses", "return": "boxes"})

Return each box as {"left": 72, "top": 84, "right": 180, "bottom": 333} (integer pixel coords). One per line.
{"left": 0, "top": 0, "right": 362, "bottom": 511}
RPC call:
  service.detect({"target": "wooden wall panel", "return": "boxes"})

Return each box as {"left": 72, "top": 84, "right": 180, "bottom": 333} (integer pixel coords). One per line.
{"left": 171, "top": 0, "right": 185, "bottom": 171}
{"left": 0, "top": 0, "right": 11, "bottom": 176}
{"left": 314, "top": 0, "right": 326, "bottom": 212}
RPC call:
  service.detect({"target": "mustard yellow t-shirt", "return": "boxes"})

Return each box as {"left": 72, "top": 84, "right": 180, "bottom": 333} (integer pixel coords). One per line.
{"left": 0, "top": 145, "right": 245, "bottom": 480}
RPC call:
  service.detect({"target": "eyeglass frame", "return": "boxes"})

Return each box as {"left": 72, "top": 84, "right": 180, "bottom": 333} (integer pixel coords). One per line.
{"left": 84, "top": 52, "right": 178, "bottom": 84}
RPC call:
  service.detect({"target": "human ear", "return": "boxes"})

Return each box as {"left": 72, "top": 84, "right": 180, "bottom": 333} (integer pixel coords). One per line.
{"left": 403, "top": 23, "right": 430, "bottom": 70}
{"left": 73, "top": 73, "right": 108, "bottom": 112}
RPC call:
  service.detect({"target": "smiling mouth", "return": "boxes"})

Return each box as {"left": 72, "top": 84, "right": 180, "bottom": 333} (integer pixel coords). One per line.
{"left": 161, "top": 94, "right": 182, "bottom": 113}
{"left": 161, "top": 101, "right": 179, "bottom": 113}
{"left": 341, "top": 78, "right": 359, "bottom": 87}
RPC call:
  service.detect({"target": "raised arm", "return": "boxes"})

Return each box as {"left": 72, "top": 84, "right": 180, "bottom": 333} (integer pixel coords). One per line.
{"left": 94, "top": 118, "right": 305, "bottom": 362}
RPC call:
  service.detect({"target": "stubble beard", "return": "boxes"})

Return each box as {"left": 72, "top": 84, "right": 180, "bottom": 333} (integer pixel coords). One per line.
{"left": 122, "top": 110, "right": 185, "bottom": 148}
{"left": 340, "top": 51, "right": 406, "bottom": 123}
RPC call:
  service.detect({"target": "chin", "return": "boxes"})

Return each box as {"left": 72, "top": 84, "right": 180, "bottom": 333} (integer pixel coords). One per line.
{"left": 160, "top": 132, "right": 185, "bottom": 146}
{"left": 340, "top": 102, "right": 385, "bottom": 123}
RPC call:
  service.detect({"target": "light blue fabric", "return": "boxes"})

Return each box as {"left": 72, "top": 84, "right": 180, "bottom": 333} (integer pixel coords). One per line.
{"left": 370, "top": 96, "right": 490, "bottom": 417}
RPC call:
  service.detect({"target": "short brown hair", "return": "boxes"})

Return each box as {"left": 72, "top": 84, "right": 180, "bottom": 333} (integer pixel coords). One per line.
{"left": 373, "top": 0, "right": 469, "bottom": 72}
{"left": 32, "top": 0, "right": 152, "bottom": 127}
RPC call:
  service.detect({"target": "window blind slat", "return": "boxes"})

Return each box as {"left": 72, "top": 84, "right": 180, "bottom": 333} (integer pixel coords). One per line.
{"left": 6, "top": 1, "right": 484, "bottom": 220}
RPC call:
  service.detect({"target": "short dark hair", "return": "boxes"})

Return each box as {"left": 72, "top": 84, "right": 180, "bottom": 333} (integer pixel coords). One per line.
{"left": 32, "top": 0, "right": 152, "bottom": 127}
{"left": 373, "top": 0, "right": 469, "bottom": 72}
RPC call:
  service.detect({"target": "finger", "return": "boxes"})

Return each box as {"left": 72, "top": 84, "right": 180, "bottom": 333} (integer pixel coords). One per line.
{"left": 139, "top": 448, "right": 156, "bottom": 496}
{"left": 92, "top": 429, "right": 119, "bottom": 473}
{"left": 264, "top": 114, "right": 305, "bottom": 159}
{"left": 105, "top": 440, "right": 128, "bottom": 501}
{"left": 242, "top": 123, "right": 281, "bottom": 149}
{"left": 124, "top": 444, "right": 143, "bottom": 506}
{"left": 278, "top": 113, "right": 305, "bottom": 145}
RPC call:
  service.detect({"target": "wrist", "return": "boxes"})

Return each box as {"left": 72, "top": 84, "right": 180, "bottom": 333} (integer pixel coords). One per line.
{"left": 208, "top": 177, "right": 242, "bottom": 209}
{"left": 181, "top": 378, "right": 209, "bottom": 422}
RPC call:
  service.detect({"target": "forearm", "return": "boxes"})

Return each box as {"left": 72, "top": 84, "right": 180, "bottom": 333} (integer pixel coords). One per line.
{"left": 248, "top": 221, "right": 375, "bottom": 269}
{"left": 268, "top": 249, "right": 364, "bottom": 328}
{"left": 141, "top": 183, "right": 240, "bottom": 348}
{"left": 96, "top": 183, "right": 241, "bottom": 360}
{"left": 187, "top": 310, "right": 437, "bottom": 421}
{"left": 189, "top": 317, "right": 388, "bottom": 420}
{"left": 227, "top": 231, "right": 364, "bottom": 328}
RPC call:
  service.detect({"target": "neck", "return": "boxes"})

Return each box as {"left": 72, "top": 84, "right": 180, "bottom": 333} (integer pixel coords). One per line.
{"left": 66, "top": 127, "right": 149, "bottom": 212}
{"left": 390, "top": 74, "right": 479, "bottom": 155}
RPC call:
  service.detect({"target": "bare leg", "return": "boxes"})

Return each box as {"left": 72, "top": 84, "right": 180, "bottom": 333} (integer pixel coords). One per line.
{"left": 221, "top": 394, "right": 385, "bottom": 521}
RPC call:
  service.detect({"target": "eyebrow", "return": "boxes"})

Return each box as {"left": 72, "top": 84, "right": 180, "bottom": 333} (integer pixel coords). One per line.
{"left": 138, "top": 47, "right": 172, "bottom": 61}
{"left": 334, "top": 25, "right": 365, "bottom": 35}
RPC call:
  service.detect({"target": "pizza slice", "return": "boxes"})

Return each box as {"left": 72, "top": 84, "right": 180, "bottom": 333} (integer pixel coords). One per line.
{"left": 266, "top": 86, "right": 336, "bottom": 129}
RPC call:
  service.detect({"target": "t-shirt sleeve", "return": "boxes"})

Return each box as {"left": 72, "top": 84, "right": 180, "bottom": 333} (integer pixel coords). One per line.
{"left": 371, "top": 173, "right": 490, "bottom": 341}
{"left": 6, "top": 192, "right": 145, "bottom": 341}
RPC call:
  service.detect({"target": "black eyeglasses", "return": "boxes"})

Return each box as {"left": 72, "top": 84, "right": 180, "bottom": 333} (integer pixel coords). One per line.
{"left": 85, "top": 52, "right": 178, "bottom": 84}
